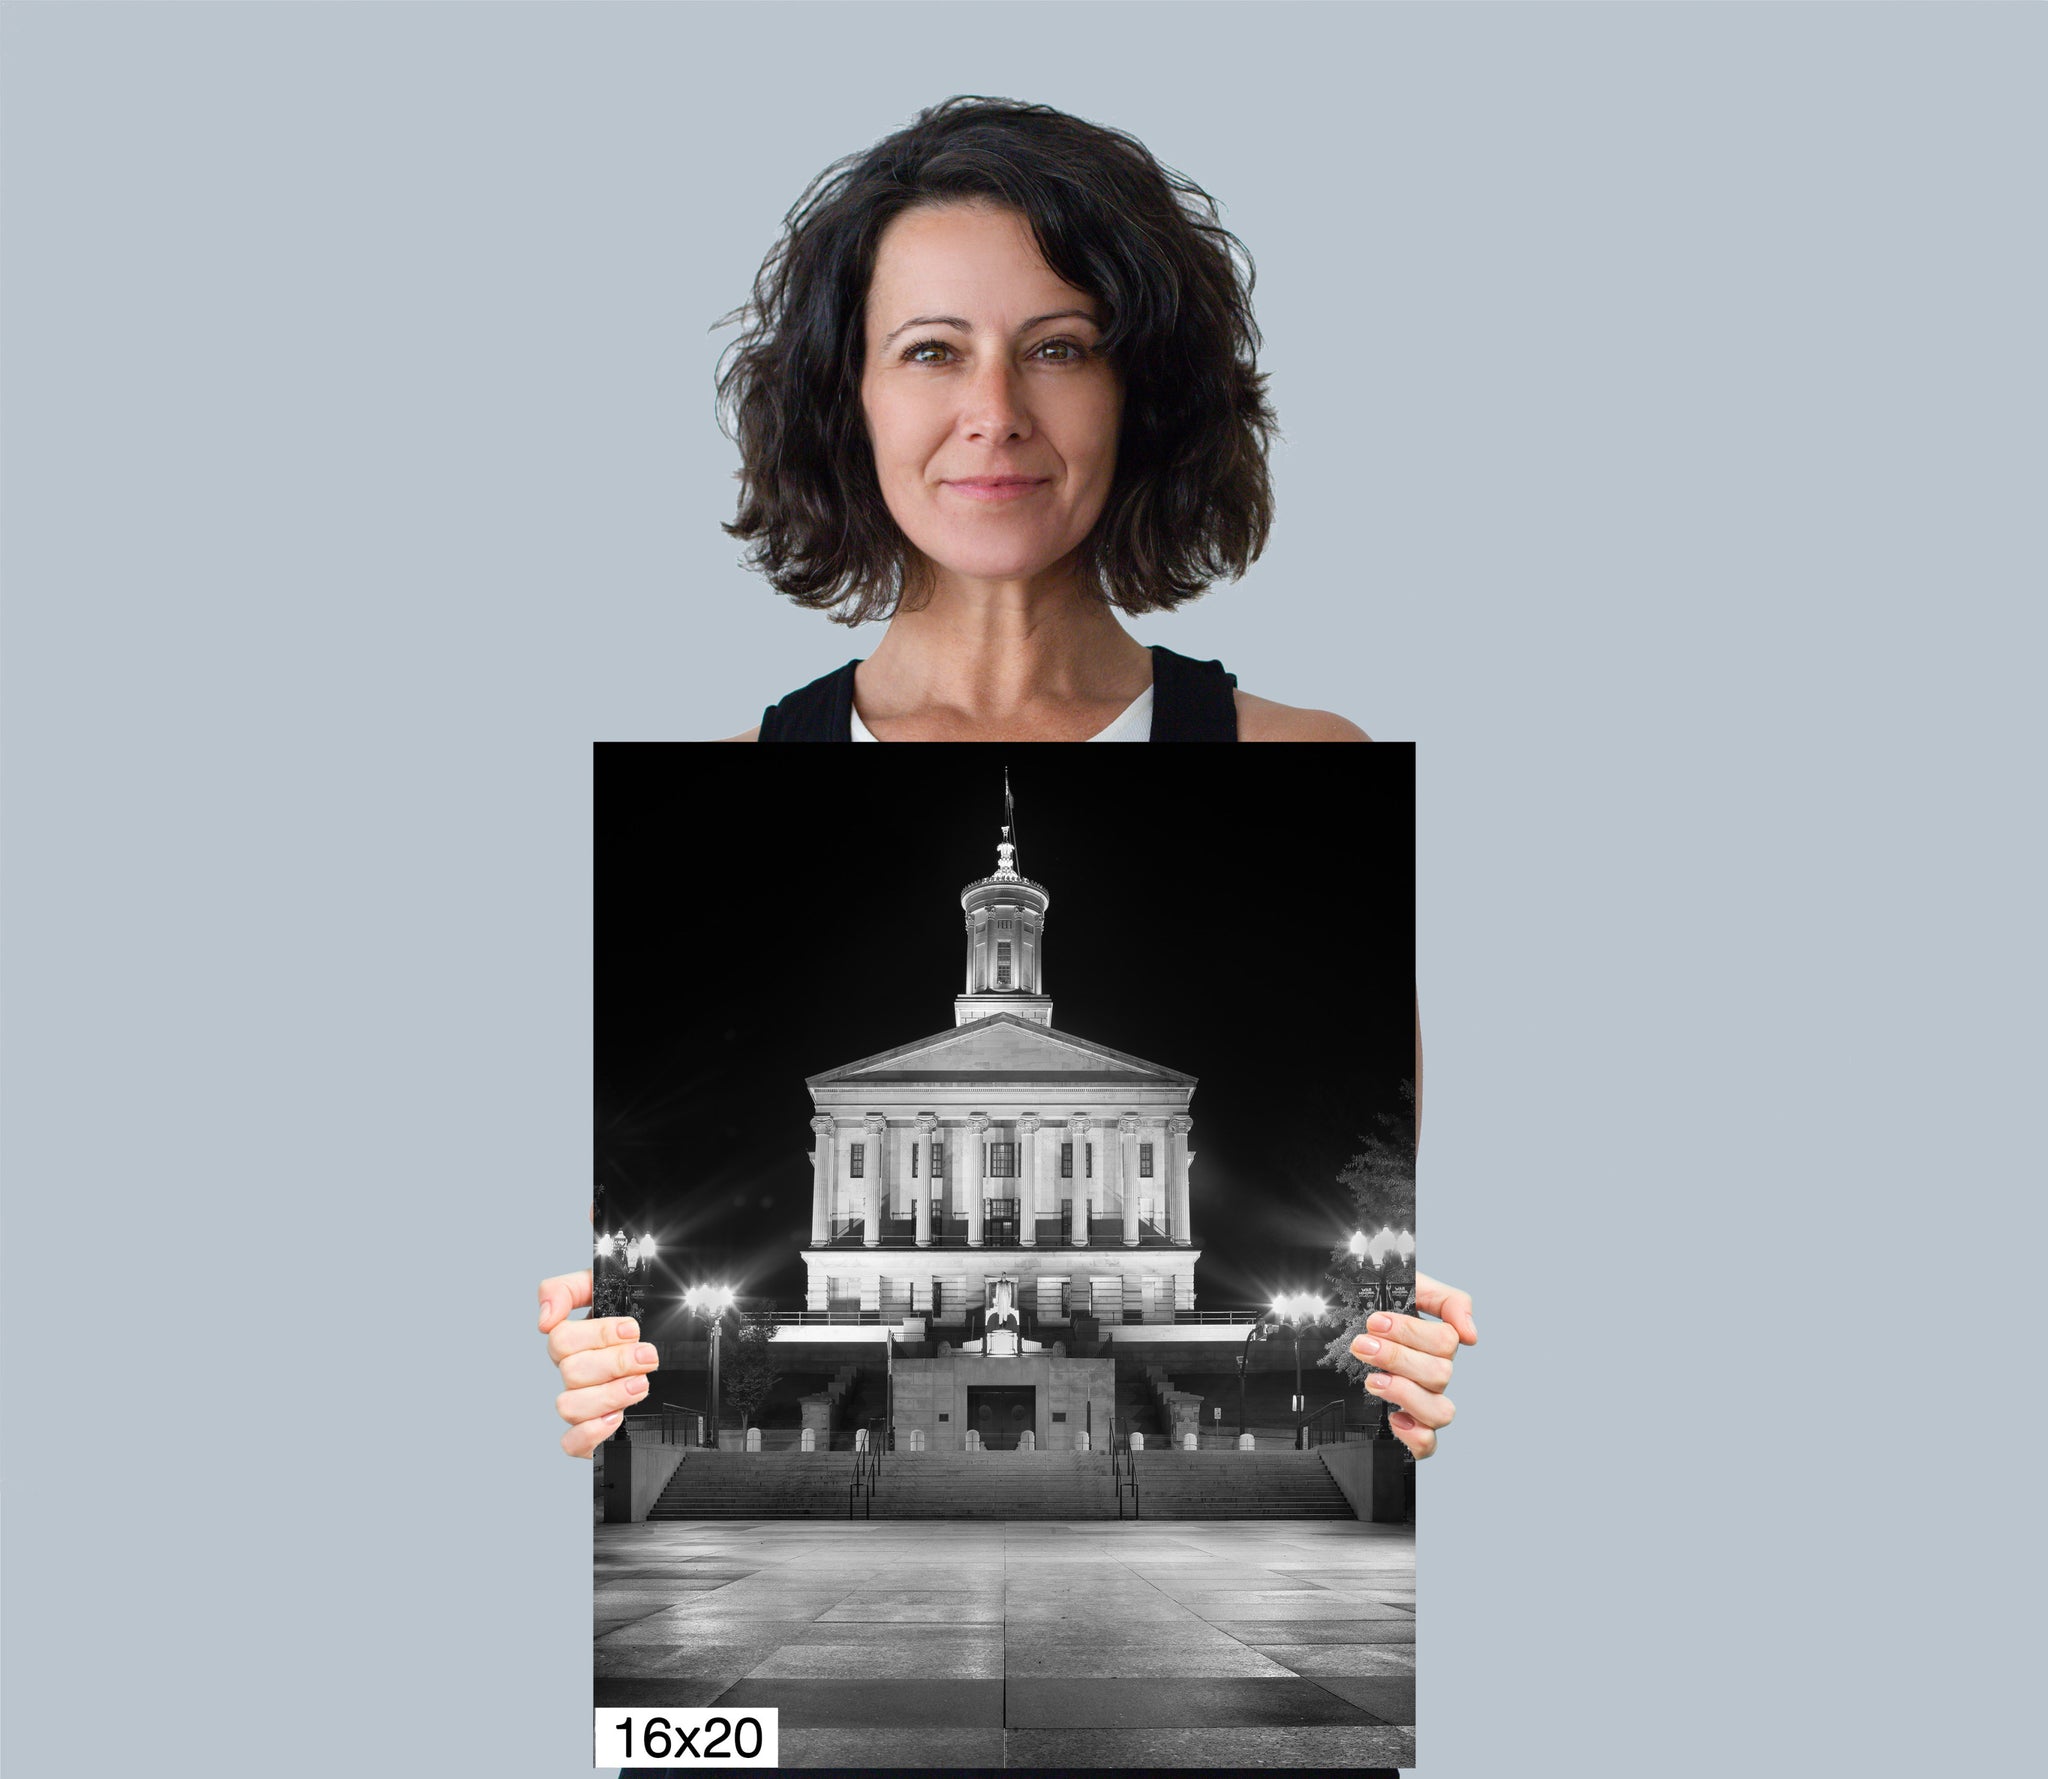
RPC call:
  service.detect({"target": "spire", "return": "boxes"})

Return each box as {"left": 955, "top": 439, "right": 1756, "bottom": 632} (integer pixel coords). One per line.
{"left": 1004, "top": 766, "right": 1018, "bottom": 873}
{"left": 958, "top": 772, "right": 1052, "bottom": 1027}
{"left": 994, "top": 766, "right": 1019, "bottom": 880}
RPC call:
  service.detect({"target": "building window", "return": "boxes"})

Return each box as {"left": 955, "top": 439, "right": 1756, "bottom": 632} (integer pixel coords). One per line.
{"left": 911, "top": 1145, "right": 917, "bottom": 1176}
{"left": 932, "top": 1143, "right": 945, "bottom": 1177}
{"left": 1059, "top": 1143, "right": 1094, "bottom": 1179}
{"left": 988, "top": 1142, "right": 1017, "bottom": 1177}
{"left": 1139, "top": 1142, "right": 1154, "bottom": 1178}
{"left": 995, "top": 939, "right": 1012, "bottom": 988}
{"left": 849, "top": 1143, "right": 863, "bottom": 1177}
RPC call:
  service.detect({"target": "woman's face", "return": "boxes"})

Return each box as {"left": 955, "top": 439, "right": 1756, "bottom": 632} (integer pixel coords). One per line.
{"left": 859, "top": 202, "right": 1122, "bottom": 594}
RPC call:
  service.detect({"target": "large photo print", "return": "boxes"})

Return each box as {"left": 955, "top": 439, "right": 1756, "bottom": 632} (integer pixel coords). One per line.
{"left": 592, "top": 742, "right": 1418, "bottom": 1769}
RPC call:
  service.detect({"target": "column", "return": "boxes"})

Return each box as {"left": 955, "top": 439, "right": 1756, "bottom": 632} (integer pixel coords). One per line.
{"left": 1119, "top": 1113, "right": 1141, "bottom": 1247}
{"left": 1017, "top": 1114, "right": 1040, "bottom": 1247}
{"left": 966, "top": 1114, "right": 989, "bottom": 1248}
{"left": 1066, "top": 1114, "right": 1089, "bottom": 1247}
{"left": 915, "top": 1115, "right": 935, "bottom": 1248}
{"left": 810, "top": 1115, "right": 835, "bottom": 1245}
{"left": 1169, "top": 1115, "right": 1194, "bottom": 1246}
{"left": 863, "top": 1114, "right": 886, "bottom": 1247}
{"left": 1154, "top": 1119, "right": 1173, "bottom": 1237}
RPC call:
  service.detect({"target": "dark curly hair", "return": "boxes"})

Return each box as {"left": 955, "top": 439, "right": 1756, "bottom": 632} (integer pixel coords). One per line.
{"left": 715, "top": 96, "right": 1279, "bottom": 626}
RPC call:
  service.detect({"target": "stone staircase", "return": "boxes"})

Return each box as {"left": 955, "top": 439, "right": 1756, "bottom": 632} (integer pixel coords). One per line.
{"left": 646, "top": 1451, "right": 859, "bottom": 1520}
{"left": 1127, "top": 1450, "right": 1357, "bottom": 1519}
{"left": 642, "top": 1447, "right": 1358, "bottom": 1520}
{"left": 872, "top": 1450, "right": 1113, "bottom": 1519}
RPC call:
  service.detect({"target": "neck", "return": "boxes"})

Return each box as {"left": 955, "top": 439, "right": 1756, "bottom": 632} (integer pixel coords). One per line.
{"left": 856, "top": 563, "right": 1153, "bottom": 733}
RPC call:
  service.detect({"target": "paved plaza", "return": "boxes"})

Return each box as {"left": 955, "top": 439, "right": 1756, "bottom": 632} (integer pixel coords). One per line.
{"left": 596, "top": 1518, "right": 1415, "bottom": 1769}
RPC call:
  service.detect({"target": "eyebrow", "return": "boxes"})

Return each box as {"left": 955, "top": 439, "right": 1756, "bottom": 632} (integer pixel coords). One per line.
{"left": 880, "top": 308, "right": 1101, "bottom": 347}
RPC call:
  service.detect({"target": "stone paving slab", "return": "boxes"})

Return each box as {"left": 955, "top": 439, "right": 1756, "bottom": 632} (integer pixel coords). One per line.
{"left": 1305, "top": 1674, "right": 1418, "bottom": 1721}
{"left": 1002, "top": 1641, "right": 1295, "bottom": 1679}
{"left": 596, "top": 1518, "right": 1415, "bottom": 1765}
{"left": 775, "top": 1728, "right": 1009, "bottom": 1767}
{"left": 1004, "top": 1676, "right": 1390, "bottom": 1729}
{"left": 1211, "top": 1617, "right": 1419, "bottom": 1644}
{"left": 745, "top": 1639, "right": 1006, "bottom": 1680}
{"left": 1252, "top": 1641, "right": 1417, "bottom": 1676}
{"left": 1004, "top": 1723, "right": 1417, "bottom": 1767}
{"left": 716, "top": 1677, "right": 1005, "bottom": 1728}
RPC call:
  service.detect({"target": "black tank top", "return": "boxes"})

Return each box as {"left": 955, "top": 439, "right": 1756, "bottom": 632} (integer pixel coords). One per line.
{"left": 754, "top": 643, "right": 1239, "bottom": 742}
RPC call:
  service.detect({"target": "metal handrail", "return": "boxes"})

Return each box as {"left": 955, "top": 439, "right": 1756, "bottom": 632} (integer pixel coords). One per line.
{"left": 1302, "top": 1400, "right": 1350, "bottom": 1449}
{"left": 846, "top": 1418, "right": 884, "bottom": 1518}
{"left": 1109, "top": 1414, "right": 1141, "bottom": 1519}
{"left": 622, "top": 1401, "right": 709, "bottom": 1447}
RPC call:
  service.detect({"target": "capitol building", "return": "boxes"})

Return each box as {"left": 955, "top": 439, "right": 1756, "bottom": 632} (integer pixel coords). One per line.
{"left": 778, "top": 789, "right": 1253, "bottom": 1455}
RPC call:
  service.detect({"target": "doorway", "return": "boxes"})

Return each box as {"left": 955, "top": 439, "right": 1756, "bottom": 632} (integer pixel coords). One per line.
{"left": 966, "top": 1385, "right": 1037, "bottom": 1451}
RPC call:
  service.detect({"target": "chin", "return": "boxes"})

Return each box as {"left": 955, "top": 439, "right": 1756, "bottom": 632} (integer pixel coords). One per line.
{"left": 916, "top": 529, "right": 1079, "bottom": 586}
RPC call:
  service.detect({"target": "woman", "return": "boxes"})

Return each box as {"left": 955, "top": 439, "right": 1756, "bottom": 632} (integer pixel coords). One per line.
{"left": 545, "top": 99, "right": 1472, "bottom": 1459}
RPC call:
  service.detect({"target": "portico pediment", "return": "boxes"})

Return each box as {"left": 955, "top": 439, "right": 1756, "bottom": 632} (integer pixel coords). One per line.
{"left": 808, "top": 1013, "right": 1193, "bottom": 1090}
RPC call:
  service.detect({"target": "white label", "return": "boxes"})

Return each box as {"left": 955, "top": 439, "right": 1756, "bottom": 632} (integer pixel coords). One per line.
{"left": 594, "top": 1707, "right": 779, "bottom": 1767}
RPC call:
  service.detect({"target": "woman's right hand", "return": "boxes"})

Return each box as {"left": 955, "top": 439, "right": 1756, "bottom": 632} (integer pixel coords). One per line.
{"left": 538, "top": 1268, "right": 661, "bottom": 1458}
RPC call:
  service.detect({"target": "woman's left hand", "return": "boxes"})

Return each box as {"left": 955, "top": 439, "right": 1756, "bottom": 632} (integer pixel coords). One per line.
{"left": 1349, "top": 1271, "right": 1477, "bottom": 1459}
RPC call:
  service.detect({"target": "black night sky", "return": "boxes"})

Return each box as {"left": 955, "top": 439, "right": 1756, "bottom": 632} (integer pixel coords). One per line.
{"left": 596, "top": 744, "right": 1413, "bottom": 1346}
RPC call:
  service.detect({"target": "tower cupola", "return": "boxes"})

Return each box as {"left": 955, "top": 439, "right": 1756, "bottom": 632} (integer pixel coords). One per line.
{"left": 956, "top": 774, "right": 1052, "bottom": 1027}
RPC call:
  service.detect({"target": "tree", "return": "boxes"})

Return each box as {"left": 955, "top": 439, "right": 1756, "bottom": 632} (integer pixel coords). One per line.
{"left": 719, "top": 1307, "right": 782, "bottom": 1434}
{"left": 1318, "top": 1079, "right": 1418, "bottom": 1390}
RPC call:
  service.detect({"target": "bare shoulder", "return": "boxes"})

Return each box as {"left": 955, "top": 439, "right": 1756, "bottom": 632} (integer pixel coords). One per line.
{"left": 718, "top": 726, "right": 761, "bottom": 743}
{"left": 1233, "top": 689, "right": 1372, "bottom": 742}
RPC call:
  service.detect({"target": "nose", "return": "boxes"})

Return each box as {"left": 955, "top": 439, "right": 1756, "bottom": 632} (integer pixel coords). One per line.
{"left": 960, "top": 357, "right": 1032, "bottom": 445}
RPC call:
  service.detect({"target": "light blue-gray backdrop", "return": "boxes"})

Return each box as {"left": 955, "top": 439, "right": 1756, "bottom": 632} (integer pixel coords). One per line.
{"left": 3, "top": 3, "right": 2039, "bottom": 1775}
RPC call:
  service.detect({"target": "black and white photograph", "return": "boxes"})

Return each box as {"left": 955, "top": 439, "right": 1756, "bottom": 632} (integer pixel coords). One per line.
{"left": 591, "top": 742, "right": 1421, "bottom": 1769}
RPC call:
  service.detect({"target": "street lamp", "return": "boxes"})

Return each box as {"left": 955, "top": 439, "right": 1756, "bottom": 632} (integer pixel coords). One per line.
{"left": 593, "top": 1229, "right": 659, "bottom": 1323}
{"left": 1271, "top": 1292, "right": 1328, "bottom": 1448}
{"left": 1344, "top": 1226, "right": 1415, "bottom": 1439}
{"left": 1235, "top": 1319, "right": 1275, "bottom": 1437}
{"left": 684, "top": 1284, "right": 736, "bottom": 1447}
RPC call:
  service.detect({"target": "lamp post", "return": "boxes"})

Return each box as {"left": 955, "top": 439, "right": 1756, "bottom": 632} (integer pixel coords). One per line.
{"left": 685, "top": 1284, "right": 735, "bottom": 1447}
{"left": 1271, "top": 1293, "right": 1328, "bottom": 1449}
{"left": 1235, "top": 1319, "right": 1274, "bottom": 1437}
{"left": 1346, "top": 1226, "right": 1413, "bottom": 1439}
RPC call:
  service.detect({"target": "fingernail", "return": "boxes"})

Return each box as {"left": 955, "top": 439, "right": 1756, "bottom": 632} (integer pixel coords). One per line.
{"left": 635, "top": 1343, "right": 658, "bottom": 1366}
{"left": 1353, "top": 1337, "right": 1382, "bottom": 1356}
{"left": 617, "top": 1319, "right": 639, "bottom": 1341}
{"left": 1368, "top": 1314, "right": 1392, "bottom": 1334}
{"left": 1365, "top": 1372, "right": 1388, "bottom": 1390}
{"left": 625, "top": 1376, "right": 648, "bottom": 1397}
{"left": 604, "top": 1410, "right": 623, "bottom": 1424}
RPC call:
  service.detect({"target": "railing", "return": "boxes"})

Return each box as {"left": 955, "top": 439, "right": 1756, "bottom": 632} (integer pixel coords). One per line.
{"left": 1302, "top": 1400, "right": 1350, "bottom": 1449}
{"left": 1109, "top": 1414, "right": 1141, "bottom": 1519}
{"left": 621, "top": 1402, "right": 708, "bottom": 1446}
{"left": 1170, "top": 1311, "right": 1269, "bottom": 1324}
{"left": 847, "top": 1418, "right": 883, "bottom": 1519}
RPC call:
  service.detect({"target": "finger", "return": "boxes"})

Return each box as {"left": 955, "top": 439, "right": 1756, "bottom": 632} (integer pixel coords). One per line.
{"left": 556, "top": 1374, "right": 652, "bottom": 1428}
{"left": 1364, "top": 1367, "right": 1455, "bottom": 1431}
{"left": 559, "top": 1338, "right": 661, "bottom": 1392}
{"left": 1353, "top": 1310, "right": 1459, "bottom": 1362}
{"left": 538, "top": 1270, "right": 592, "bottom": 1333}
{"left": 1348, "top": 1330, "right": 1453, "bottom": 1391}
{"left": 1414, "top": 1273, "right": 1478, "bottom": 1345}
{"left": 562, "top": 1409, "right": 623, "bottom": 1459}
{"left": 547, "top": 1313, "right": 641, "bottom": 1366}
{"left": 1388, "top": 1410, "right": 1436, "bottom": 1460}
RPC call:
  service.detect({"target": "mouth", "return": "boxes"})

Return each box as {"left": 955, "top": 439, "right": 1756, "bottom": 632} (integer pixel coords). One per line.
{"left": 942, "top": 476, "right": 1051, "bottom": 503}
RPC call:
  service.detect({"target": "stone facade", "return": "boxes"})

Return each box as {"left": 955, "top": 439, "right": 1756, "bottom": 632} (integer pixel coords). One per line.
{"left": 799, "top": 822, "right": 1202, "bottom": 1324}
{"left": 890, "top": 1354, "right": 1116, "bottom": 1454}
